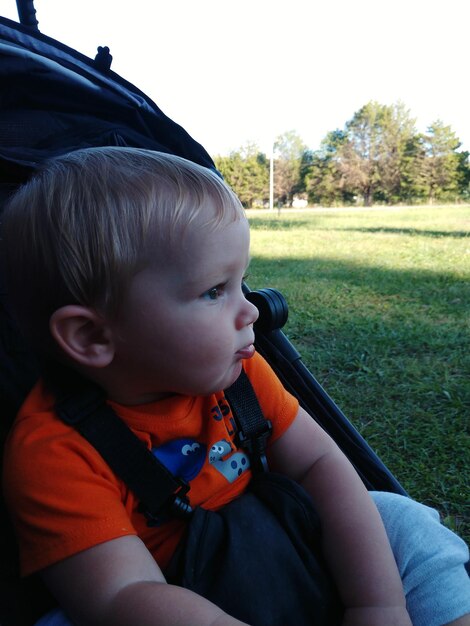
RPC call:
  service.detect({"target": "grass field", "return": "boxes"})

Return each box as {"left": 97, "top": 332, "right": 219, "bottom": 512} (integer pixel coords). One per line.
{"left": 247, "top": 204, "right": 470, "bottom": 543}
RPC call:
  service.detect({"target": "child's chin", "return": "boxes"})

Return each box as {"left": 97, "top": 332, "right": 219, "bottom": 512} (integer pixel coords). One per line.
{"left": 225, "top": 361, "right": 244, "bottom": 388}
{"left": 199, "top": 361, "right": 244, "bottom": 396}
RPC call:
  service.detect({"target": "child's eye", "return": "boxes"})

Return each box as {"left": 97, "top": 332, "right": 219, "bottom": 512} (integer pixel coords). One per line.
{"left": 202, "top": 285, "right": 224, "bottom": 301}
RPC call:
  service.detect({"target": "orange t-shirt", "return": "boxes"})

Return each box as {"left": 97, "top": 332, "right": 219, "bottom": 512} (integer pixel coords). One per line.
{"left": 3, "top": 352, "right": 299, "bottom": 577}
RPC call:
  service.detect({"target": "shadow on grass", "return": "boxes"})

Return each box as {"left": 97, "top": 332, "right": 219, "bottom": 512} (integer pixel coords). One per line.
{"left": 249, "top": 254, "right": 469, "bottom": 318}
{"left": 248, "top": 218, "right": 312, "bottom": 230}
{"left": 248, "top": 218, "right": 469, "bottom": 239}
{"left": 328, "top": 227, "right": 469, "bottom": 238}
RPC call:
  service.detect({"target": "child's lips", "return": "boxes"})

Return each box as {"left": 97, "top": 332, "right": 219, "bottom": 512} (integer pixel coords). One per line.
{"left": 236, "top": 344, "right": 255, "bottom": 359}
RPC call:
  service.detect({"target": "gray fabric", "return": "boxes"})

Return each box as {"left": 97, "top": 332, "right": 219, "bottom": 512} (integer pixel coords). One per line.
{"left": 372, "top": 491, "right": 470, "bottom": 626}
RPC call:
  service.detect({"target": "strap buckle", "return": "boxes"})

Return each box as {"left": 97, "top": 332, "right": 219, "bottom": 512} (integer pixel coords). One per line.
{"left": 237, "top": 419, "right": 273, "bottom": 473}
{"left": 141, "top": 479, "right": 193, "bottom": 527}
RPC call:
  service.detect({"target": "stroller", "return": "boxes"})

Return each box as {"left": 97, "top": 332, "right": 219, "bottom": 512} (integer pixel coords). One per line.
{"left": 0, "top": 3, "right": 407, "bottom": 624}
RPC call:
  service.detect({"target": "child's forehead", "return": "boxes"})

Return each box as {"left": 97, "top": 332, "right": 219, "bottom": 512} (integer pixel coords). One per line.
{"left": 145, "top": 213, "right": 249, "bottom": 271}
{"left": 187, "top": 193, "right": 245, "bottom": 227}
{"left": 184, "top": 211, "right": 249, "bottom": 248}
{"left": 137, "top": 191, "right": 248, "bottom": 276}
{"left": 157, "top": 201, "right": 247, "bottom": 246}
{"left": 126, "top": 218, "right": 250, "bottom": 306}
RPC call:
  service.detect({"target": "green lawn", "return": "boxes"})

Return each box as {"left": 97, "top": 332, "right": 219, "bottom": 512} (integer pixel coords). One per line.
{"left": 247, "top": 205, "right": 470, "bottom": 543}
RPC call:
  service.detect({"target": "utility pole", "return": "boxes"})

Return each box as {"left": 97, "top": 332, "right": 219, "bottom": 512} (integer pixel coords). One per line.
{"left": 269, "top": 142, "right": 274, "bottom": 210}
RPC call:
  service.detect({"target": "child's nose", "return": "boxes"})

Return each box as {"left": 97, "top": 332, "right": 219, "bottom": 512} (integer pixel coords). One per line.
{"left": 237, "top": 296, "right": 259, "bottom": 329}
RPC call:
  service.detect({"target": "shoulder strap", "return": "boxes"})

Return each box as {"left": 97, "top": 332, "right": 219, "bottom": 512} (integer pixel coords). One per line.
{"left": 53, "top": 368, "right": 271, "bottom": 523}
{"left": 54, "top": 374, "right": 192, "bottom": 525}
{"left": 224, "top": 369, "right": 272, "bottom": 473}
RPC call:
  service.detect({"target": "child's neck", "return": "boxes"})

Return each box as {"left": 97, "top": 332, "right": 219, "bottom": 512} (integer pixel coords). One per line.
{"left": 83, "top": 367, "right": 177, "bottom": 406}
{"left": 108, "top": 389, "right": 178, "bottom": 406}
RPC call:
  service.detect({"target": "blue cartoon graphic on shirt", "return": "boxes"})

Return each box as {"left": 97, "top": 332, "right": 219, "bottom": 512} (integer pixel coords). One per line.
{"left": 208, "top": 439, "right": 250, "bottom": 483}
{"left": 151, "top": 438, "right": 206, "bottom": 482}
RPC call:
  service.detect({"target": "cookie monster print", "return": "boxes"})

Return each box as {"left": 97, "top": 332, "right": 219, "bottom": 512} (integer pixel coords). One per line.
{"left": 151, "top": 438, "right": 206, "bottom": 482}
{"left": 209, "top": 439, "right": 250, "bottom": 483}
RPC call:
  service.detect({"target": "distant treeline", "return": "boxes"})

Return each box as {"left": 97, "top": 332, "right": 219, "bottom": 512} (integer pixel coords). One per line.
{"left": 214, "top": 101, "right": 470, "bottom": 208}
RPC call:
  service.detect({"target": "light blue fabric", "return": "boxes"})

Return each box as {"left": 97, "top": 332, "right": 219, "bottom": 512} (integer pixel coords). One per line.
{"left": 34, "top": 608, "right": 73, "bottom": 626}
{"left": 371, "top": 491, "right": 470, "bottom": 626}
{"left": 34, "top": 493, "right": 470, "bottom": 626}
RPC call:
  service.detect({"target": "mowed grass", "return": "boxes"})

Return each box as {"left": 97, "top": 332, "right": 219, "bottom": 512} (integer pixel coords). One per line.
{"left": 247, "top": 205, "right": 470, "bottom": 543}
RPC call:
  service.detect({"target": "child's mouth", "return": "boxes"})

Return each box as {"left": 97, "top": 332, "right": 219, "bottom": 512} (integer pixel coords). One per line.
{"left": 236, "top": 344, "right": 255, "bottom": 360}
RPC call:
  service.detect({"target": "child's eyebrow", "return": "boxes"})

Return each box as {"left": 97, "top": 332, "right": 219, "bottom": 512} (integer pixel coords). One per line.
{"left": 184, "top": 257, "right": 251, "bottom": 292}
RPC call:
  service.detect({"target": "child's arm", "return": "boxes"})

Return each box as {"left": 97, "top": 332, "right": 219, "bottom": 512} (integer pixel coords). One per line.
{"left": 268, "top": 406, "right": 412, "bottom": 626}
{"left": 42, "top": 535, "right": 249, "bottom": 626}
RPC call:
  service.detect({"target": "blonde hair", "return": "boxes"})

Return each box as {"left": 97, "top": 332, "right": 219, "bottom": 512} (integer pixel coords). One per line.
{"left": 2, "top": 147, "right": 244, "bottom": 352}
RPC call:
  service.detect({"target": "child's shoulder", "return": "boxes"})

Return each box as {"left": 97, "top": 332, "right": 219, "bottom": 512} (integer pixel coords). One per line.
{"left": 3, "top": 377, "right": 116, "bottom": 496}
{"left": 6, "top": 378, "right": 69, "bottom": 451}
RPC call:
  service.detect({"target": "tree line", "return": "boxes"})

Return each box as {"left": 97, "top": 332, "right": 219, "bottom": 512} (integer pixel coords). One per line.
{"left": 214, "top": 101, "right": 470, "bottom": 208}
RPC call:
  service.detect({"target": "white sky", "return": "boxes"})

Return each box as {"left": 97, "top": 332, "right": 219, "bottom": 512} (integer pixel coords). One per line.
{"left": 2, "top": 0, "right": 470, "bottom": 156}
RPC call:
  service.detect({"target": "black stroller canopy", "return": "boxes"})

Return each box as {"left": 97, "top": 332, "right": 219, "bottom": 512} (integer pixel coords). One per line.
{"left": 0, "top": 12, "right": 216, "bottom": 192}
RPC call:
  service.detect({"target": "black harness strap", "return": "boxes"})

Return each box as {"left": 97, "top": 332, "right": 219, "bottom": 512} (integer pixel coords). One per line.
{"left": 55, "top": 376, "right": 191, "bottom": 524}
{"left": 224, "top": 369, "right": 272, "bottom": 473}
{"left": 54, "top": 368, "right": 271, "bottom": 523}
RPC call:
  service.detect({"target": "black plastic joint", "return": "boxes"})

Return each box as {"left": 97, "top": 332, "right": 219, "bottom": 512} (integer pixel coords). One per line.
{"left": 238, "top": 420, "right": 273, "bottom": 473}
{"left": 141, "top": 481, "right": 193, "bottom": 527}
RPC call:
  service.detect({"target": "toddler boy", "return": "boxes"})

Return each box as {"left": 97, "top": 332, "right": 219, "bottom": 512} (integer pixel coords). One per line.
{"left": 2, "top": 147, "right": 469, "bottom": 626}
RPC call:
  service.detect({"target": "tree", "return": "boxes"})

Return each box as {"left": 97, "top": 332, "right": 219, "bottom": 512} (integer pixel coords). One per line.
{"left": 456, "top": 151, "right": 470, "bottom": 200}
{"left": 337, "top": 102, "right": 383, "bottom": 206}
{"left": 396, "top": 134, "right": 428, "bottom": 203}
{"left": 335, "top": 102, "right": 419, "bottom": 206}
{"left": 374, "top": 102, "right": 418, "bottom": 204}
{"left": 273, "top": 130, "right": 307, "bottom": 206}
{"left": 420, "top": 121, "right": 462, "bottom": 203}
{"left": 305, "top": 131, "right": 350, "bottom": 206}
{"left": 215, "top": 143, "right": 269, "bottom": 208}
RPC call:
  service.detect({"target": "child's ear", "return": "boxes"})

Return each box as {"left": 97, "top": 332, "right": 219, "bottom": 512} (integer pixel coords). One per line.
{"left": 49, "top": 305, "right": 115, "bottom": 368}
